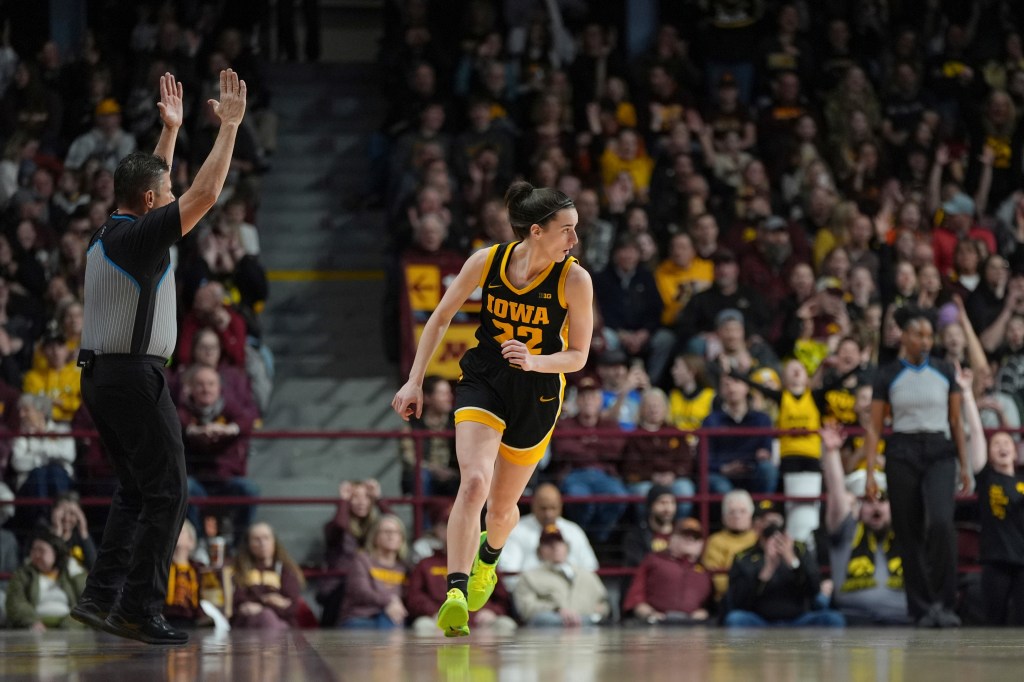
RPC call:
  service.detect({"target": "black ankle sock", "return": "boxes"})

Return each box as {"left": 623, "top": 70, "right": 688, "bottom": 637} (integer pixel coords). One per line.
{"left": 447, "top": 573, "right": 469, "bottom": 598}
{"left": 479, "top": 541, "right": 502, "bottom": 565}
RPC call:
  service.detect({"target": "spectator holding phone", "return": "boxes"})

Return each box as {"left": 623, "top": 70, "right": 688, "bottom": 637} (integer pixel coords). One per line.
{"left": 724, "top": 503, "right": 844, "bottom": 627}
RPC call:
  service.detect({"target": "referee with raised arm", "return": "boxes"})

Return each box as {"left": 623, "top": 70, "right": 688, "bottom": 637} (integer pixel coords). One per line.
{"left": 69, "top": 70, "right": 246, "bottom": 645}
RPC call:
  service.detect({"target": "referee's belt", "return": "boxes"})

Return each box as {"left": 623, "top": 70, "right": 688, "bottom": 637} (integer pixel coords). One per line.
{"left": 77, "top": 349, "right": 168, "bottom": 368}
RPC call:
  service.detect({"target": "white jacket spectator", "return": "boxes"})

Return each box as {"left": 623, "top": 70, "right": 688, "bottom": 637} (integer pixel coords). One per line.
{"left": 501, "top": 483, "right": 598, "bottom": 589}
{"left": 11, "top": 394, "right": 75, "bottom": 489}
{"left": 64, "top": 98, "right": 137, "bottom": 172}
{"left": 512, "top": 527, "right": 609, "bottom": 626}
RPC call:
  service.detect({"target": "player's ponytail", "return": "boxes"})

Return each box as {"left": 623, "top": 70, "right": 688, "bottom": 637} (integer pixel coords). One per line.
{"left": 504, "top": 181, "right": 574, "bottom": 239}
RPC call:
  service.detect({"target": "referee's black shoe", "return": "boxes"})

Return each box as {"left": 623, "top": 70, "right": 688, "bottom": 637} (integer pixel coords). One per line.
{"left": 70, "top": 598, "right": 112, "bottom": 630}
{"left": 103, "top": 610, "right": 189, "bottom": 645}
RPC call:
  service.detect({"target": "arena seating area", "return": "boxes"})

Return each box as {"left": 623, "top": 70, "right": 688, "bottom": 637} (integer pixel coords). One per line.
{"left": 1, "top": 0, "right": 1024, "bottom": 632}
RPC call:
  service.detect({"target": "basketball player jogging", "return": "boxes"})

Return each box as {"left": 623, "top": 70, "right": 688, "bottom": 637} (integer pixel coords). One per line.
{"left": 392, "top": 181, "right": 593, "bottom": 637}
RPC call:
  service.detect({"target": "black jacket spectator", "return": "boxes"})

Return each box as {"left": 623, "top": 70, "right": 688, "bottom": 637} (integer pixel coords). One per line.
{"left": 593, "top": 241, "right": 664, "bottom": 336}
{"left": 675, "top": 281, "right": 770, "bottom": 347}
{"left": 726, "top": 540, "right": 820, "bottom": 621}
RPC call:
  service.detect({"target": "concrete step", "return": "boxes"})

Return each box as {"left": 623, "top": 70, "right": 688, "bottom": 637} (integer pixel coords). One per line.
{"left": 274, "top": 132, "right": 364, "bottom": 155}
{"left": 258, "top": 207, "right": 327, "bottom": 229}
{"left": 256, "top": 168, "right": 326, "bottom": 190}
{"left": 258, "top": 193, "right": 339, "bottom": 212}
{"left": 264, "top": 153, "right": 359, "bottom": 174}
{"left": 262, "top": 279, "right": 381, "bottom": 301}
{"left": 259, "top": 230, "right": 386, "bottom": 252}
{"left": 276, "top": 116, "right": 382, "bottom": 137}
{"left": 242, "top": 0, "right": 407, "bottom": 566}
{"left": 258, "top": 207, "right": 325, "bottom": 221}
{"left": 260, "top": 216, "right": 372, "bottom": 240}
{"left": 265, "top": 62, "right": 383, "bottom": 87}
{"left": 323, "top": 0, "right": 385, "bottom": 11}
{"left": 264, "top": 327, "right": 386, "bottom": 358}
{"left": 263, "top": 377, "right": 397, "bottom": 429}
{"left": 262, "top": 253, "right": 385, "bottom": 270}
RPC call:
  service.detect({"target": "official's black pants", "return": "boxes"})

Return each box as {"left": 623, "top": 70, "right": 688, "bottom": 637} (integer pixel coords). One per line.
{"left": 885, "top": 432, "right": 958, "bottom": 621}
{"left": 80, "top": 355, "right": 188, "bottom": 617}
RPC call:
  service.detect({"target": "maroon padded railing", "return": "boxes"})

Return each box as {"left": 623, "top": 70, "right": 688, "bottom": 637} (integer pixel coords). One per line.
{"left": 0, "top": 424, "right": 997, "bottom": 582}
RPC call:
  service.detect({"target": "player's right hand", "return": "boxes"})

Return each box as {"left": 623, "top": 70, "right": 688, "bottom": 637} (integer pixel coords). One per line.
{"left": 392, "top": 381, "right": 423, "bottom": 421}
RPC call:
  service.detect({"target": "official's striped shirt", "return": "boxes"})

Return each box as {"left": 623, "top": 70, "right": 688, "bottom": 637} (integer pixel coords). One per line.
{"left": 872, "top": 356, "right": 960, "bottom": 438}
{"left": 81, "top": 203, "right": 181, "bottom": 360}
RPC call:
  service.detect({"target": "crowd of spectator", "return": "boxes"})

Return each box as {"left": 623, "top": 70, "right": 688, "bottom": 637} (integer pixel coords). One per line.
{"left": 381, "top": 0, "right": 1024, "bottom": 628}
{"left": 0, "top": 1, "right": 276, "bottom": 627}
{"left": 5, "top": 0, "right": 1024, "bottom": 633}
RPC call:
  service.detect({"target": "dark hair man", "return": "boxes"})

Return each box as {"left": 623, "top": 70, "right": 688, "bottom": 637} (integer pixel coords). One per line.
{"left": 70, "top": 70, "right": 247, "bottom": 645}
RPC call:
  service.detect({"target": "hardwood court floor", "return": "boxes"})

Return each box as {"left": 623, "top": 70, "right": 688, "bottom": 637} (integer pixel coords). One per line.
{"left": 0, "top": 627, "right": 1020, "bottom": 681}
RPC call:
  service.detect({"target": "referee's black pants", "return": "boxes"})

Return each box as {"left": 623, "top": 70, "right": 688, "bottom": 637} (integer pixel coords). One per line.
{"left": 885, "top": 432, "right": 958, "bottom": 621}
{"left": 80, "top": 355, "right": 188, "bottom": 617}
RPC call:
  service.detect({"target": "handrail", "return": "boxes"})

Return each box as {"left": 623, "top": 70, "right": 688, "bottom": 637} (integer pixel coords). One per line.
{"left": 0, "top": 424, "right": 977, "bottom": 438}
{"left": 0, "top": 562, "right": 984, "bottom": 583}
{"left": 5, "top": 423, "right": 1019, "bottom": 440}
{"left": 2, "top": 424, "right": 1005, "bottom": 514}
{"left": 1, "top": 424, "right": 1003, "bottom": 553}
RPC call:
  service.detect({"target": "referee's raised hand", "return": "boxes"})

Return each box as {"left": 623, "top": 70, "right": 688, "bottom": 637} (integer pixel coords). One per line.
{"left": 179, "top": 68, "right": 248, "bottom": 234}
{"left": 208, "top": 68, "right": 247, "bottom": 126}
{"left": 156, "top": 72, "right": 183, "bottom": 130}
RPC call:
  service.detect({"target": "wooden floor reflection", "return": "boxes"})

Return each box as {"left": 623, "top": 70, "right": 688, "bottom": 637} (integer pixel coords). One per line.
{"left": 0, "top": 627, "right": 1021, "bottom": 681}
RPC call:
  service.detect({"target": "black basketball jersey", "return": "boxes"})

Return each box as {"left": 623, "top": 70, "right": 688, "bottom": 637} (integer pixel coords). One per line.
{"left": 476, "top": 241, "right": 575, "bottom": 366}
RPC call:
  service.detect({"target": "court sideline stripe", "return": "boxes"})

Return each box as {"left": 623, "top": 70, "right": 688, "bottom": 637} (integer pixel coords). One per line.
{"left": 290, "top": 632, "right": 342, "bottom": 682}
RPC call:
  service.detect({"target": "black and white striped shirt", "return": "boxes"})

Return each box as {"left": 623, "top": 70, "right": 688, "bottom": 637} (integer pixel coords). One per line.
{"left": 81, "top": 203, "right": 180, "bottom": 360}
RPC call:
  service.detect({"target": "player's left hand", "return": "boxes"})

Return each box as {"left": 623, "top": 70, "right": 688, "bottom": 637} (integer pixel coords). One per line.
{"left": 157, "top": 72, "right": 184, "bottom": 129}
{"left": 501, "top": 339, "right": 536, "bottom": 371}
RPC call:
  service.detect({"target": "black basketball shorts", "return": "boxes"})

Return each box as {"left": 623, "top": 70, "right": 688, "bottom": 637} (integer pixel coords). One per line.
{"left": 453, "top": 347, "right": 564, "bottom": 466}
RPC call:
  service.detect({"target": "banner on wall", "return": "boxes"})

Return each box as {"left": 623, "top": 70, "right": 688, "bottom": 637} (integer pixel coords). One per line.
{"left": 399, "top": 253, "right": 481, "bottom": 380}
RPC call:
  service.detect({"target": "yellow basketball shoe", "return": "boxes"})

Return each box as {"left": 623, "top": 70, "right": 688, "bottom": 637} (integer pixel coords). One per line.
{"left": 437, "top": 588, "right": 470, "bottom": 638}
{"left": 467, "top": 531, "right": 498, "bottom": 612}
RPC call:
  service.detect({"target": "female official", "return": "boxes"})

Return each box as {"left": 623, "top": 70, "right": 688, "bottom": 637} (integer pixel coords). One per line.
{"left": 392, "top": 181, "right": 593, "bottom": 637}
{"left": 862, "top": 306, "right": 971, "bottom": 627}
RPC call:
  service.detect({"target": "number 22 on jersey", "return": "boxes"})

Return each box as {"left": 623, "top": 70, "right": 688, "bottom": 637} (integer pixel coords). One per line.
{"left": 493, "top": 320, "right": 542, "bottom": 353}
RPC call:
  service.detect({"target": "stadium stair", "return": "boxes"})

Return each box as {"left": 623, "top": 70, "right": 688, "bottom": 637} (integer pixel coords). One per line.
{"left": 248, "top": 5, "right": 402, "bottom": 566}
